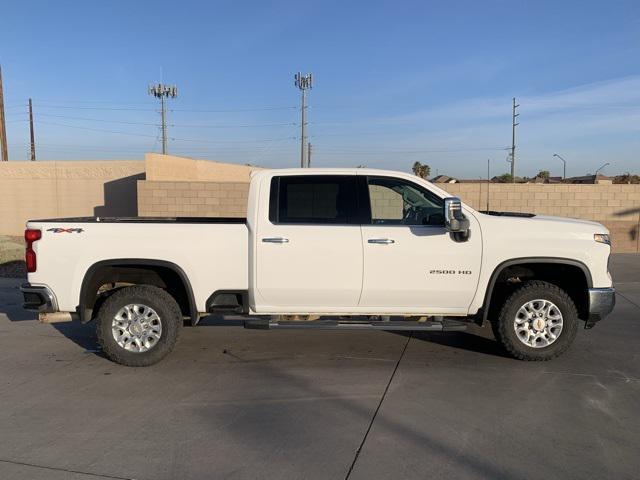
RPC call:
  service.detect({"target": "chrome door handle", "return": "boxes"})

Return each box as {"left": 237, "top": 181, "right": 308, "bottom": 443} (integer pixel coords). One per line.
{"left": 262, "top": 237, "right": 290, "bottom": 244}
{"left": 368, "top": 238, "right": 395, "bottom": 244}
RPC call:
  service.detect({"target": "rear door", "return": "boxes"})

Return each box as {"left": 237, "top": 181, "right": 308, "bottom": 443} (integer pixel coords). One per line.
{"left": 254, "top": 174, "right": 363, "bottom": 311}
{"left": 359, "top": 175, "right": 482, "bottom": 313}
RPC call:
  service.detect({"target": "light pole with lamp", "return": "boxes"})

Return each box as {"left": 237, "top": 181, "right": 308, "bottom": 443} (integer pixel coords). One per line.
{"left": 594, "top": 162, "right": 610, "bottom": 177}
{"left": 553, "top": 153, "right": 566, "bottom": 180}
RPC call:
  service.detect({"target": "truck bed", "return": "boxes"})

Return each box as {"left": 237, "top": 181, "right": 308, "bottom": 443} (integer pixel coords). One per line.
{"left": 26, "top": 217, "right": 249, "bottom": 313}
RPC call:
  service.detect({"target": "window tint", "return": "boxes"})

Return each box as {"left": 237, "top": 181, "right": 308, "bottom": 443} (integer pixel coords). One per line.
{"left": 269, "top": 175, "right": 358, "bottom": 224}
{"left": 367, "top": 176, "right": 444, "bottom": 226}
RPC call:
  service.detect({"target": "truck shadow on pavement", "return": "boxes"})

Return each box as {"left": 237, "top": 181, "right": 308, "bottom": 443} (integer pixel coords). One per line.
{"left": 43, "top": 316, "right": 510, "bottom": 361}
{"left": 51, "top": 322, "right": 103, "bottom": 353}
{"left": 392, "top": 329, "right": 511, "bottom": 358}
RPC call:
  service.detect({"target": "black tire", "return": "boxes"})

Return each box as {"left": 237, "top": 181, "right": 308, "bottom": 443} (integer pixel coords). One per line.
{"left": 96, "top": 285, "right": 182, "bottom": 366}
{"left": 493, "top": 280, "right": 578, "bottom": 361}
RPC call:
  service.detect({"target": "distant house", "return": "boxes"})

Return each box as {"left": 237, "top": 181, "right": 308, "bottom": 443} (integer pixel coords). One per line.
{"left": 430, "top": 175, "right": 458, "bottom": 183}
{"left": 566, "top": 174, "right": 612, "bottom": 185}
{"left": 528, "top": 176, "right": 563, "bottom": 184}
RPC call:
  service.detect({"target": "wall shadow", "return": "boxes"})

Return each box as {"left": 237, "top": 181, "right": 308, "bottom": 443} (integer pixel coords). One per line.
{"left": 615, "top": 207, "right": 640, "bottom": 243}
{"left": 94, "top": 173, "right": 145, "bottom": 217}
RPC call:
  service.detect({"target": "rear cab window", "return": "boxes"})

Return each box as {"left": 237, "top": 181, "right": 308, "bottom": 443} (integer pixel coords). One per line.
{"left": 269, "top": 175, "right": 359, "bottom": 225}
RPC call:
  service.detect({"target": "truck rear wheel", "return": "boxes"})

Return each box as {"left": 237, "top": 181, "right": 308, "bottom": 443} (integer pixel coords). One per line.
{"left": 96, "top": 285, "right": 182, "bottom": 366}
{"left": 493, "top": 280, "right": 578, "bottom": 361}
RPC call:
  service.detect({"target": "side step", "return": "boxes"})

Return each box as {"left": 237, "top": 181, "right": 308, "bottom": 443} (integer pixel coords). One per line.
{"left": 244, "top": 319, "right": 468, "bottom": 332}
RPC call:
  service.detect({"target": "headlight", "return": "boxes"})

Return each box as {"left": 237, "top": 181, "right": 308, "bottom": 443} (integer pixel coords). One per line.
{"left": 594, "top": 233, "right": 611, "bottom": 245}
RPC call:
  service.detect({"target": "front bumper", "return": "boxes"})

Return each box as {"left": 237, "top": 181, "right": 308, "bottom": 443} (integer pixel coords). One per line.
{"left": 587, "top": 287, "right": 615, "bottom": 322}
{"left": 20, "top": 283, "right": 58, "bottom": 313}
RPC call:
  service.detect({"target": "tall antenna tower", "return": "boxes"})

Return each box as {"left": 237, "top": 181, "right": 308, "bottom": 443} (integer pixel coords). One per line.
{"left": 148, "top": 83, "right": 177, "bottom": 154}
{"left": 508, "top": 97, "right": 519, "bottom": 182}
{"left": 294, "top": 72, "right": 312, "bottom": 168}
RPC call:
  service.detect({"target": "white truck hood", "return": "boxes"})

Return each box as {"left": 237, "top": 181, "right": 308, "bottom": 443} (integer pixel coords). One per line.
{"left": 471, "top": 210, "right": 607, "bottom": 233}
{"left": 529, "top": 215, "right": 606, "bottom": 230}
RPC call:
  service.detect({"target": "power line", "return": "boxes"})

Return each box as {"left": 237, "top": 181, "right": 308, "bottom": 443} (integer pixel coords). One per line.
{"left": 171, "top": 122, "right": 297, "bottom": 128}
{"left": 34, "top": 113, "right": 295, "bottom": 129}
{"left": 315, "top": 146, "right": 509, "bottom": 153}
{"left": 37, "top": 113, "right": 161, "bottom": 126}
{"left": 170, "top": 106, "right": 297, "bottom": 112}
{"left": 170, "top": 135, "right": 297, "bottom": 144}
{"left": 36, "top": 104, "right": 158, "bottom": 111}
{"left": 33, "top": 120, "right": 298, "bottom": 145}
{"left": 35, "top": 120, "right": 159, "bottom": 138}
{"left": 33, "top": 103, "right": 297, "bottom": 113}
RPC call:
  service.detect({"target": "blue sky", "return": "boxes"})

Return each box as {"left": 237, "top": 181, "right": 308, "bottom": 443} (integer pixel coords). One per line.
{"left": 1, "top": 0, "right": 639, "bottom": 177}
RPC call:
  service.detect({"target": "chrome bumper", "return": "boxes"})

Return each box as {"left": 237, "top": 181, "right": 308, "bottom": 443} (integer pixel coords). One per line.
{"left": 20, "top": 283, "right": 58, "bottom": 313}
{"left": 588, "top": 288, "right": 615, "bottom": 322}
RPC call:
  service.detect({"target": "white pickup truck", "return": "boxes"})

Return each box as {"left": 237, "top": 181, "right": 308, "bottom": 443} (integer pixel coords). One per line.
{"left": 21, "top": 168, "right": 615, "bottom": 366}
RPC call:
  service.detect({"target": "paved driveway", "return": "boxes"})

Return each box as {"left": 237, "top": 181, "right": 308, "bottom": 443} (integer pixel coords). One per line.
{"left": 0, "top": 255, "right": 638, "bottom": 479}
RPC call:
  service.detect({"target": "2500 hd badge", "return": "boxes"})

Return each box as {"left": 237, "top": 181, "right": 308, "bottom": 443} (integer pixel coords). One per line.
{"left": 429, "top": 269, "right": 473, "bottom": 275}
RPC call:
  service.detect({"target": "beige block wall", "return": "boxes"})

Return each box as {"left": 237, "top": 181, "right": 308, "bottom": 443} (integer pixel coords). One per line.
{"left": 369, "top": 184, "right": 403, "bottom": 219}
{"left": 139, "top": 179, "right": 640, "bottom": 253}
{"left": 145, "top": 153, "right": 260, "bottom": 182}
{"left": 441, "top": 183, "right": 640, "bottom": 253}
{"left": 138, "top": 181, "right": 249, "bottom": 217}
{"left": 0, "top": 160, "right": 144, "bottom": 236}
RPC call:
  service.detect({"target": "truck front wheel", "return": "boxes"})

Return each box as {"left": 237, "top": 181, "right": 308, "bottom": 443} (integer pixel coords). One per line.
{"left": 493, "top": 280, "right": 578, "bottom": 361}
{"left": 96, "top": 285, "right": 182, "bottom": 366}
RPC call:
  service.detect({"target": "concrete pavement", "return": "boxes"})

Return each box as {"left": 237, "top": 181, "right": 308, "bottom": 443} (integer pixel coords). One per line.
{"left": 0, "top": 255, "right": 638, "bottom": 480}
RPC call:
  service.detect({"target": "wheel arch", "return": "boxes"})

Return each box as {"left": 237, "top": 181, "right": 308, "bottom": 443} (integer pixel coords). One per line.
{"left": 78, "top": 259, "right": 198, "bottom": 325}
{"left": 481, "top": 257, "right": 593, "bottom": 325}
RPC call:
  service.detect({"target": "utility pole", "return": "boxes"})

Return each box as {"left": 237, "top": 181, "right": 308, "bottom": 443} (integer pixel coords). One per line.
{"left": 509, "top": 97, "right": 519, "bottom": 182}
{"left": 307, "top": 142, "right": 312, "bottom": 168}
{"left": 29, "top": 98, "right": 36, "bottom": 161}
{"left": 148, "top": 83, "right": 177, "bottom": 154}
{"left": 0, "top": 65, "right": 8, "bottom": 162}
{"left": 294, "top": 72, "right": 312, "bottom": 168}
{"left": 486, "top": 158, "right": 491, "bottom": 211}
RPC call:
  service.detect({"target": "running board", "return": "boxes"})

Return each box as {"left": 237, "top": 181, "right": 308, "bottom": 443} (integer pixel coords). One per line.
{"left": 244, "top": 319, "right": 468, "bottom": 332}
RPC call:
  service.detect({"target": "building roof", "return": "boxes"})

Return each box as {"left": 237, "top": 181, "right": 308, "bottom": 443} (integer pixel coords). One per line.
{"left": 565, "top": 174, "right": 612, "bottom": 184}
{"left": 430, "top": 175, "right": 458, "bottom": 183}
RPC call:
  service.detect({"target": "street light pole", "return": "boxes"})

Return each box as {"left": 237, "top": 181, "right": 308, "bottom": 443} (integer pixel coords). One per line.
{"left": 553, "top": 153, "right": 566, "bottom": 180}
{"left": 594, "top": 162, "right": 610, "bottom": 177}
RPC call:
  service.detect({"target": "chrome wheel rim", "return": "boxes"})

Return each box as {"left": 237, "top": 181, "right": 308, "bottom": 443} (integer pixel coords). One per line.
{"left": 112, "top": 304, "right": 162, "bottom": 353}
{"left": 514, "top": 299, "right": 563, "bottom": 348}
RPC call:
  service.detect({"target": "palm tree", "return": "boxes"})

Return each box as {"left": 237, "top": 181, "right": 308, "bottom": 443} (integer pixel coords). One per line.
{"left": 412, "top": 161, "right": 431, "bottom": 179}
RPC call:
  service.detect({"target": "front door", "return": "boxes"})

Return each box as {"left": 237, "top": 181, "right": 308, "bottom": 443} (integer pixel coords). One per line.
{"left": 359, "top": 175, "right": 482, "bottom": 314}
{"left": 255, "top": 174, "right": 363, "bottom": 311}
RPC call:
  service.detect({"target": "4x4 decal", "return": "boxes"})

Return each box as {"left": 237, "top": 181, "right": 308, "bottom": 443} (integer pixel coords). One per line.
{"left": 46, "top": 228, "right": 84, "bottom": 233}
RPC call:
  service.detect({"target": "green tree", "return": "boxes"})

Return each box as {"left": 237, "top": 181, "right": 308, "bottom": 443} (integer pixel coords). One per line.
{"left": 537, "top": 170, "right": 550, "bottom": 179}
{"left": 412, "top": 161, "right": 431, "bottom": 179}
{"left": 495, "top": 173, "right": 513, "bottom": 183}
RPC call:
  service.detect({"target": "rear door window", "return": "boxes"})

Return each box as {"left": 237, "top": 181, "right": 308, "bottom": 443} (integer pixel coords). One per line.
{"left": 269, "top": 175, "right": 358, "bottom": 224}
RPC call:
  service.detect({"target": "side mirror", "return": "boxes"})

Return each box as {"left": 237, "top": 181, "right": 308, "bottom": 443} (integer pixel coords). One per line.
{"left": 444, "top": 197, "right": 470, "bottom": 234}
